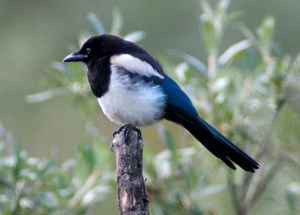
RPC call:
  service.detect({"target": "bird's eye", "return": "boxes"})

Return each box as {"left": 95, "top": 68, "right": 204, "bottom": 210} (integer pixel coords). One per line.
{"left": 86, "top": 48, "right": 91, "bottom": 54}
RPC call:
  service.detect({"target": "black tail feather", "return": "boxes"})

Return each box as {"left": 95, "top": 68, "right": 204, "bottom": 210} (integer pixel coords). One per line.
{"left": 164, "top": 106, "right": 259, "bottom": 172}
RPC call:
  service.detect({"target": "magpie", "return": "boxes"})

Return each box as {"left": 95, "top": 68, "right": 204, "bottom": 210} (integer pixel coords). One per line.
{"left": 63, "top": 34, "right": 259, "bottom": 172}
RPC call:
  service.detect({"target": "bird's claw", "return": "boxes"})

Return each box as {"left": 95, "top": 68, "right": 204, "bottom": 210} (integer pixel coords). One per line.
{"left": 112, "top": 124, "right": 129, "bottom": 137}
{"left": 132, "top": 126, "right": 142, "bottom": 139}
{"left": 112, "top": 124, "right": 141, "bottom": 144}
{"left": 123, "top": 124, "right": 133, "bottom": 143}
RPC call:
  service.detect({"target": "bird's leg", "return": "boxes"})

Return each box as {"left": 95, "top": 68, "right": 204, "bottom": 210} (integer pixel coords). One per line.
{"left": 111, "top": 124, "right": 132, "bottom": 150}
{"left": 112, "top": 123, "right": 141, "bottom": 145}
{"left": 113, "top": 124, "right": 127, "bottom": 137}
{"left": 125, "top": 122, "right": 141, "bottom": 140}
{"left": 123, "top": 124, "right": 133, "bottom": 143}
{"left": 123, "top": 124, "right": 141, "bottom": 144}
{"left": 131, "top": 126, "right": 141, "bottom": 139}
{"left": 112, "top": 124, "right": 129, "bottom": 138}
{"left": 111, "top": 124, "right": 130, "bottom": 151}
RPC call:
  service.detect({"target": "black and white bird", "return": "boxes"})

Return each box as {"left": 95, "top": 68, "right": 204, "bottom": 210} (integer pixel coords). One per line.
{"left": 63, "top": 34, "right": 259, "bottom": 172}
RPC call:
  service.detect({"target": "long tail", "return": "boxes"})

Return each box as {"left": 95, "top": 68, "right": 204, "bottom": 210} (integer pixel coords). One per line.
{"left": 164, "top": 106, "right": 259, "bottom": 172}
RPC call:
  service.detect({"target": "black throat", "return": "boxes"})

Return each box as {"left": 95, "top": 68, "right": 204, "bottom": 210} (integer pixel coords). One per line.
{"left": 87, "top": 56, "right": 111, "bottom": 98}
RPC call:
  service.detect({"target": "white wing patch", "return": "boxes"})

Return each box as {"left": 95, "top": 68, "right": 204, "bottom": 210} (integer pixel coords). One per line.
{"left": 110, "top": 54, "right": 164, "bottom": 79}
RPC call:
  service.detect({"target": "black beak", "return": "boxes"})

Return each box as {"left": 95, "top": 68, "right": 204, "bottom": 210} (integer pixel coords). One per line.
{"left": 63, "top": 51, "right": 87, "bottom": 62}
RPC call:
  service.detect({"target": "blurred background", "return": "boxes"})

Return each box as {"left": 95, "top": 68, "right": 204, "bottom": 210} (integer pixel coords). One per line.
{"left": 1, "top": 0, "right": 300, "bottom": 160}
{"left": 1, "top": 0, "right": 300, "bottom": 214}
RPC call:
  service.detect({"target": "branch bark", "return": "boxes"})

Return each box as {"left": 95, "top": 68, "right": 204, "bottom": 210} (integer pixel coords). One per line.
{"left": 112, "top": 126, "right": 149, "bottom": 215}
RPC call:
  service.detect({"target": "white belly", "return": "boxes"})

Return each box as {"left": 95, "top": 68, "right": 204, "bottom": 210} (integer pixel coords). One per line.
{"left": 97, "top": 69, "right": 166, "bottom": 126}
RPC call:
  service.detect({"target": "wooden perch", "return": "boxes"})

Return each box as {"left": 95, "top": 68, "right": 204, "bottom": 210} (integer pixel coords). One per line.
{"left": 111, "top": 126, "right": 149, "bottom": 215}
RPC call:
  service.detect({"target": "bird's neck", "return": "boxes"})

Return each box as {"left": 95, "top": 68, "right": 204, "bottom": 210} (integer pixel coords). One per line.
{"left": 87, "top": 57, "right": 111, "bottom": 98}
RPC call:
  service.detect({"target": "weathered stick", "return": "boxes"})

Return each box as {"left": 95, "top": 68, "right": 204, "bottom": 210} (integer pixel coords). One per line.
{"left": 111, "top": 126, "right": 149, "bottom": 215}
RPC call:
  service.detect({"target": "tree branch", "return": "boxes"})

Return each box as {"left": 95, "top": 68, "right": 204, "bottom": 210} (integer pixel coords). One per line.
{"left": 112, "top": 126, "right": 149, "bottom": 215}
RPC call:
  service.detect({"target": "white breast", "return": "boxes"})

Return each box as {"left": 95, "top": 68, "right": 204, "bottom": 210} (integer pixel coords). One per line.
{"left": 97, "top": 65, "right": 166, "bottom": 126}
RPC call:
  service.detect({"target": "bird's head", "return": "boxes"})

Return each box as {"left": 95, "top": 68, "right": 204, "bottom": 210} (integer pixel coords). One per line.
{"left": 63, "top": 34, "right": 127, "bottom": 64}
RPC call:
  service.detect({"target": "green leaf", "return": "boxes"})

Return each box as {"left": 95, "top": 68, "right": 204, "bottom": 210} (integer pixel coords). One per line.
{"left": 110, "top": 7, "right": 123, "bottom": 35}
{"left": 87, "top": 13, "right": 105, "bottom": 34}
{"left": 201, "top": 18, "right": 218, "bottom": 52}
{"left": 182, "top": 53, "right": 208, "bottom": 75}
{"left": 124, "top": 31, "right": 145, "bottom": 43}
{"left": 12, "top": 143, "right": 23, "bottom": 180}
{"left": 197, "top": 184, "right": 225, "bottom": 198}
{"left": 218, "top": 40, "right": 251, "bottom": 65}
{"left": 286, "top": 182, "right": 300, "bottom": 213}
{"left": 201, "top": 0, "right": 231, "bottom": 52}
{"left": 257, "top": 16, "right": 275, "bottom": 52}
{"left": 0, "top": 175, "right": 12, "bottom": 189}
{"left": 25, "top": 88, "right": 69, "bottom": 103}
{"left": 153, "top": 150, "right": 172, "bottom": 178}
{"left": 78, "top": 143, "right": 95, "bottom": 176}
{"left": 175, "top": 62, "right": 189, "bottom": 82}
{"left": 217, "top": 0, "right": 230, "bottom": 15}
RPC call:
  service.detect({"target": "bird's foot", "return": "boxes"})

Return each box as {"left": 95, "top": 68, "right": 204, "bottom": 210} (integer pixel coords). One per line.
{"left": 132, "top": 126, "right": 141, "bottom": 139}
{"left": 111, "top": 125, "right": 130, "bottom": 151}
{"left": 112, "top": 123, "right": 141, "bottom": 144}
{"left": 112, "top": 124, "right": 130, "bottom": 138}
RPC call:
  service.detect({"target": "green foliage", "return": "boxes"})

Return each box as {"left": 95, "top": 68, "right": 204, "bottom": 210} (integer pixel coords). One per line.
{"left": 144, "top": 126, "right": 224, "bottom": 215}
{"left": 286, "top": 182, "right": 300, "bottom": 215}
{"left": 0, "top": 123, "right": 112, "bottom": 215}
{"left": 148, "top": 0, "right": 300, "bottom": 214}
{"left": 2, "top": 0, "right": 300, "bottom": 214}
{"left": 177, "top": 1, "right": 300, "bottom": 214}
